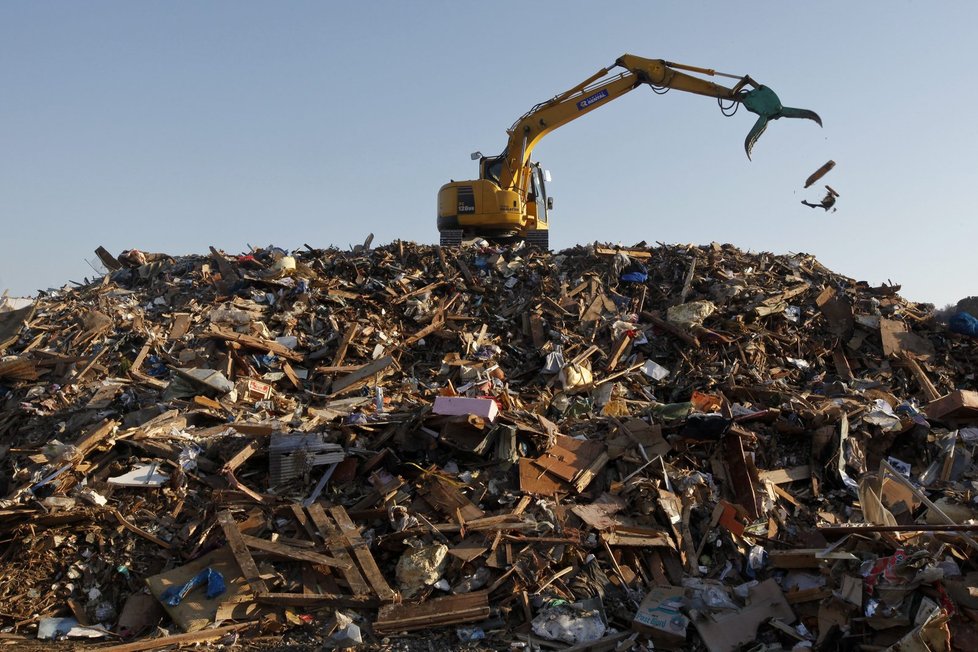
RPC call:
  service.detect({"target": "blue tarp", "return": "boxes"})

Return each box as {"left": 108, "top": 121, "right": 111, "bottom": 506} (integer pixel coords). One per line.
{"left": 949, "top": 312, "right": 978, "bottom": 338}
{"left": 620, "top": 261, "right": 648, "bottom": 283}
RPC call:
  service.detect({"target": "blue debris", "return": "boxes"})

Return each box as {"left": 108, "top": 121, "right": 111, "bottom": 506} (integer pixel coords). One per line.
{"left": 949, "top": 312, "right": 978, "bottom": 338}
{"left": 620, "top": 261, "right": 648, "bottom": 283}
{"left": 160, "top": 567, "right": 226, "bottom": 606}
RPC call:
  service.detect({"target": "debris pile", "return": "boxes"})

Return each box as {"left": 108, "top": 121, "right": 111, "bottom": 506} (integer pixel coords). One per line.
{"left": 2, "top": 240, "right": 978, "bottom": 651}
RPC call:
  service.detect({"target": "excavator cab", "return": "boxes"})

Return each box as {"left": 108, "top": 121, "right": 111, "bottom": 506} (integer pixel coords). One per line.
{"left": 438, "top": 158, "right": 551, "bottom": 249}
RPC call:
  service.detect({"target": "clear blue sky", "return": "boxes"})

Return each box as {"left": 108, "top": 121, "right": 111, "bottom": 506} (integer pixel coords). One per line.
{"left": 2, "top": 2, "right": 976, "bottom": 307}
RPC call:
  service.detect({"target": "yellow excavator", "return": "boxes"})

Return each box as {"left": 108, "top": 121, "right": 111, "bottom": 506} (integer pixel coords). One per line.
{"left": 437, "top": 54, "right": 821, "bottom": 249}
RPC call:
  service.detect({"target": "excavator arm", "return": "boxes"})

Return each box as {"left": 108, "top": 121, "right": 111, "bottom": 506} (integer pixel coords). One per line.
{"left": 496, "top": 54, "right": 821, "bottom": 192}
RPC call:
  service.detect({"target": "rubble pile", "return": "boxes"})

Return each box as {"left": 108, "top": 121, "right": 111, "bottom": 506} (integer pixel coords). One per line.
{"left": 2, "top": 240, "right": 978, "bottom": 651}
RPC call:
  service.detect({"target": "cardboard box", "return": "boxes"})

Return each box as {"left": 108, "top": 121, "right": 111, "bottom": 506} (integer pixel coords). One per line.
{"left": 632, "top": 586, "right": 688, "bottom": 648}
{"left": 237, "top": 378, "right": 273, "bottom": 401}
{"left": 925, "top": 390, "right": 978, "bottom": 423}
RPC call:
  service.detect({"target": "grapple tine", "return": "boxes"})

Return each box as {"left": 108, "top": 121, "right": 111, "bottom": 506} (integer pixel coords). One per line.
{"left": 739, "top": 85, "right": 821, "bottom": 158}
{"left": 779, "top": 106, "right": 822, "bottom": 127}
{"left": 745, "top": 117, "right": 769, "bottom": 160}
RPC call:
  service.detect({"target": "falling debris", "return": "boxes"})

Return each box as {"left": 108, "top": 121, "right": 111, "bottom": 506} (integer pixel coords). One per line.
{"left": 802, "top": 184, "right": 840, "bottom": 211}
{"left": 0, "top": 240, "right": 976, "bottom": 649}
{"left": 804, "top": 159, "right": 836, "bottom": 188}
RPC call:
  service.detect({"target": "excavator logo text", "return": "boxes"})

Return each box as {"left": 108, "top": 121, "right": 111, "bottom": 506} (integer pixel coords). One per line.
{"left": 576, "top": 89, "right": 608, "bottom": 110}
{"left": 456, "top": 186, "right": 476, "bottom": 214}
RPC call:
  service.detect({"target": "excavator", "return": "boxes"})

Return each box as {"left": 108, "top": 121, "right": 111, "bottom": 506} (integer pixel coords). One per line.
{"left": 437, "top": 54, "right": 821, "bottom": 249}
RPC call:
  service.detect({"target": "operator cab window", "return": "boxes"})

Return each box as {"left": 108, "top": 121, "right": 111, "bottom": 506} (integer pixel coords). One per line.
{"left": 484, "top": 156, "right": 503, "bottom": 185}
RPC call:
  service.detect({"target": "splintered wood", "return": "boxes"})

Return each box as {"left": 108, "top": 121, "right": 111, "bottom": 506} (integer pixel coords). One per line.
{"left": 374, "top": 590, "right": 490, "bottom": 633}
{"left": 218, "top": 507, "right": 394, "bottom": 610}
{"left": 4, "top": 239, "right": 976, "bottom": 649}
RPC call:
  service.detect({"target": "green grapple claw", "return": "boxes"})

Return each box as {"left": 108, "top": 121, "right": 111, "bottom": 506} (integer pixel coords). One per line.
{"left": 740, "top": 85, "right": 822, "bottom": 159}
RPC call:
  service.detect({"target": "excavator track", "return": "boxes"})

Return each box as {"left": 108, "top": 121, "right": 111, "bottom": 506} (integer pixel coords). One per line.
{"left": 525, "top": 230, "right": 549, "bottom": 251}
{"left": 439, "top": 229, "right": 463, "bottom": 248}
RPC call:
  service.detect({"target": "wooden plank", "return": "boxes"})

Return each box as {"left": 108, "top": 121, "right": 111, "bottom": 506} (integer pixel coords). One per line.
{"left": 880, "top": 318, "right": 934, "bottom": 360}
{"left": 601, "top": 527, "right": 674, "bottom": 548}
{"left": 423, "top": 477, "right": 485, "bottom": 522}
{"left": 529, "top": 312, "right": 547, "bottom": 349}
{"left": 785, "top": 587, "right": 834, "bottom": 604}
{"left": 313, "top": 364, "right": 361, "bottom": 373}
{"left": 209, "top": 246, "right": 242, "bottom": 284}
{"left": 400, "top": 316, "right": 445, "bottom": 350}
{"left": 306, "top": 504, "right": 371, "bottom": 596}
{"left": 240, "top": 534, "right": 351, "bottom": 570}
{"left": 255, "top": 593, "right": 381, "bottom": 608}
{"left": 327, "top": 288, "right": 361, "bottom": 300}
{"left": 222, "top": 441, "right": 261, "bottom": 473}
{"left": 75, "top": 346, "right": 109, "bottom": 381}
{"left": 74, "top": 419, "right": 120, "bottom": 459}
{"left": 831, "top": 345, "right": 854, "bottom": 382}
{"left": 768, "top": 549, "right": 859, "bottom": 569}
{"left": 282, "top": 361, "right": 302, "bottom": 389}
{"left": 111, "top": 508, "right": 173, "bottom": 550}
{"left": 374, "top": 590, "right": 490, "bottom": 634}
{"left": 392, "top": 280, "right": 446, "bottom": 305}
{"left": 769, "top": 482, "right": 802, "bottom": 508}
{"left": 193, "top": 395, "right": 225, "bottom": 411}
{"left": 604, "top": 333, "right": 631, "bottom": 372}
{"left": 434, "top": 245, "right": 454, "bottom": 279}
{"left": 168, "top": 313, "right": 192, "bottom": 340}
{"left": 206, "top": 325, "right": 304, "bottom": 362}
{"left": 898, "top": 351, "right": 941, "bottom": 402}
{"left": 94, "top": 245, "right": 122, "bottom": 271}
{"left": 329, "top": 506, "right": 396, "bottom": 602}
{"left": 331, "top": 323, "right": 359, "bottom": 367}
{"left": 594, "top": 246, "right": 651, "bottom": 259}
{"left": 329, "top": 355, "right": 394, "bottom": 395}
{"left": 217, "top": 510, "right": 269, "bottom": 594}
{"left": 532, "top": 446, "right": 582, "bottom": 482}
{"left": 0, "top": 356, "right": 40, "bottom": 381}
{"left": 449, "top": 536, "right": 489, "bottom": 563}
{"left": 816, "top": 286, "right": 854, "bottom": 338}
{"left": 724, "top": 426, "right": 763, "bottom": 519}
{"left": 758, "top": 465, "right": 811, "bottom": 485}
{"left": 95, "top": 623, "right": 251, "bottom": 652}
{"left": 227, "top": 422, "right": 277, "bottom": 436}
{"left": 290, "top": 503, "right": 319, "bottom": 542}
{"left": 639, "top": 310, "right": 700, "bottom": 347}
{"left": 572, "top": 450, "right": 609, "bottom": 493}
{"left": 453, "top": 254, "right": 480, "bottom": 290}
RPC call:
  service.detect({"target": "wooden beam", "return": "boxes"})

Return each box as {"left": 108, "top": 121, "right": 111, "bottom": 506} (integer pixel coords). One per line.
{"left": 205, "top": 325, "right": 304, "bottom": 362}
{"left": 218, "top": 510, "right": 269, "bottom": 594}
{"left": 255, "top": 593, "right": 381, "bottom": 608}
{"left": 329, "top": 506, "right": 396, "bottom": 602}
{"left": 758, "top": 465, "right": 811, "bottom": 485}
{"left": 306, "top": 504, "right": 371, "bottom": 596}
{"left": 374, "top": 590, "right": 490, "bottom": 634}
{"left": 331, "top": 323, "right": 359, "bottom": 367}
{"left": 95, "top": 623, "right": 251, "bottom": 652}
{"left": 329, "top": 356, "right": 394, "bottom": 396}
{"left": 74, "top": 419, "right": 120, "bottom": 459}
{"left": 240, "top": 534, "right": 351, "bottom": 570}
{"left": 639, "top": 310, "right": 699, "bottom": 347}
